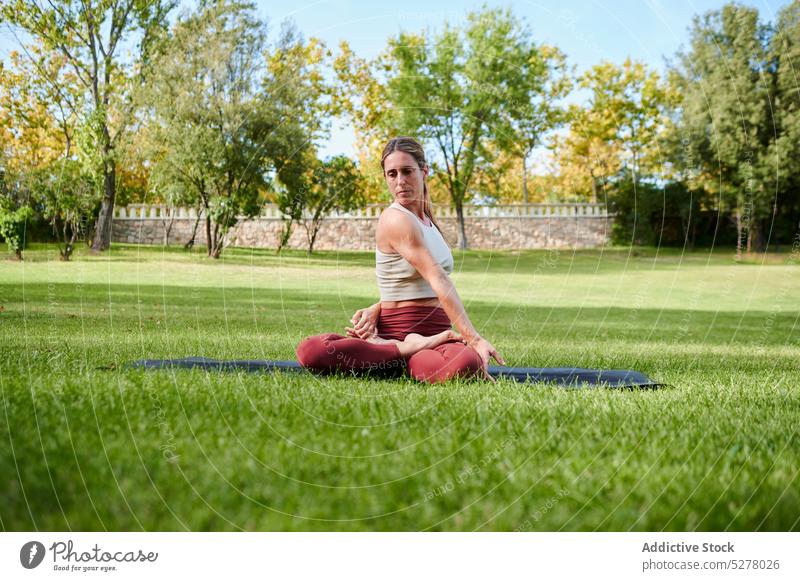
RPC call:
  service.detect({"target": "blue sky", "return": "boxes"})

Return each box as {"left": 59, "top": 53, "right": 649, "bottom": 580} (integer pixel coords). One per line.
{"left": 1, "top": 0, "right": 790, "bottom": 159}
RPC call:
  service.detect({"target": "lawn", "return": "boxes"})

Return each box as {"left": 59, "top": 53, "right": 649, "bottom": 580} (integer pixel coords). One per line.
{"left": 1, "top": 243, "right": 798, "bottom": 531}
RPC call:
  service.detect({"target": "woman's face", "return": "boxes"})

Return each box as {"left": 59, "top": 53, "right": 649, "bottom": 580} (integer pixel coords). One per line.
{"left": 383, "top": 151, "right": 426, "bottom": 204}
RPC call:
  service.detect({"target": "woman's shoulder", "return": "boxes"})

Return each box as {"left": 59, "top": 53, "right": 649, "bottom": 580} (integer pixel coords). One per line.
{"left": 379, "top": 205, "right": 421, "bottom": 232}
{"left": 377, "top": 205, "right": 424, "bottom": 253}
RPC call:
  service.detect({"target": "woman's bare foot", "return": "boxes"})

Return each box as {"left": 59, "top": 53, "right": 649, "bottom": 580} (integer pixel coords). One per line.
{"left": 363, "top": 330, "right": 464, "bottom": 357}
{"left": 393, "top": 330, "right": 464, "bottom": 357}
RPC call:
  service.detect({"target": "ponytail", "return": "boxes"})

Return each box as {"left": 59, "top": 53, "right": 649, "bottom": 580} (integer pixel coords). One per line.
{"left": 422, "top": 177, "right": 446, "bottom": 242}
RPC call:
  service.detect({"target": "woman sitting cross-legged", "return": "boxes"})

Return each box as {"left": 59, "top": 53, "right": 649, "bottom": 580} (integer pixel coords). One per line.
{"left": 295, "top": 136, "right": 504, "bottom": 383}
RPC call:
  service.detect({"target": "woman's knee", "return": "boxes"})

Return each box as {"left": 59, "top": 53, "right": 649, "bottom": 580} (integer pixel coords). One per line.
{"left": 449, "top": 344, "right": 483, "bottom": 373}
{"left": 407, "top": 343, "right": 482, "bottom": 383}
{"left": 295, "top": 334, "right": 338, "bottom": 369}
{"left": 438, "top": 345, "right": 482, "bottom": 380}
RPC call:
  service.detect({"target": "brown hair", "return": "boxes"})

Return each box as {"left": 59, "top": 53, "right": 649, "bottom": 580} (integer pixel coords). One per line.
{"left": 380, "top": 136, "right": 446, "bottom": 238}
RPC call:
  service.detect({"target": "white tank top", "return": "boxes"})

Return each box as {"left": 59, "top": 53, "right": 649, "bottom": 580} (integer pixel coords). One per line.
{"left": 375, "top": 202, "right": 454, "bottom": 301}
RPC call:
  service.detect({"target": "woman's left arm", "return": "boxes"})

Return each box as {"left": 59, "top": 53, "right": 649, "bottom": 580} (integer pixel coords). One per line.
{"left": 423, "top": 268, "right": 506, "bottom": 378}
{"left": 385, "top": 213, "right": 505, "bottom": 378}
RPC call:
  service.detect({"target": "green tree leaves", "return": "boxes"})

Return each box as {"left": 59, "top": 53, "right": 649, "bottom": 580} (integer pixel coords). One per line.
{"left": 671, "top": 3, "right": 775, "bottom": 251}
{"left": 2, "top": 0, "right": 798, "bottom": 254}
{"left": 0, "top": 0, "right": 177, "bottom": 251}
{"left": 139, "top": 0, "right": 271, "bottom": 258}
{"left": 138, "top": 0, "right": 333, "bottom": 258}
{"left": 369, "top": 7, "right": 564, "bottom": 249}
{"left": 299, "top": 155, "right": 366, "bottom": 254}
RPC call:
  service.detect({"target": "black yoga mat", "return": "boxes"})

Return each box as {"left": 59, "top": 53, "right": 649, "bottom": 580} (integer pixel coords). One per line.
{"left": 129, "top": 357, "right": 661, "bottom": 389}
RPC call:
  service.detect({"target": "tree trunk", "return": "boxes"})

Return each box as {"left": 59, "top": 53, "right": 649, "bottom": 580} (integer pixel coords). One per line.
{"left": 209, "top": 235, "right": 222, "bottom": 258}
{"left": 522, "top": 156, "right": 528, "bottom": 204}
{"left": 184, "top": 207, "right": 202, "bottom": 249}
{"left": 307, "top": 220, "right": 323, "bottom": 255}
{"left": 456, "top": 202, "right": 468, "bottom": 250}
{"left": 205, "top": 214, "right": 212, "bottom": 256}
{"left": 301, "top": 220, "right": 313, "bottom": 255}
{"left": 164, "top": 209, "right": 175, "bottom": 246}
{"left": 735, "top": 210, "right": 743, "bottom": 260}
{"left": 208, "top": 219, "right": 224, "bottom": 259}
{"left": 59, "top": 221, "right": 77, "bottom": 261}
{"left": 747, "top": 220, "right": 766, "bottom": 253}
{"left": 91, "top": 160, "right": 116, "bottom": 252}
{"left": 277, "top": 218, "right": 294, "bottom": 254}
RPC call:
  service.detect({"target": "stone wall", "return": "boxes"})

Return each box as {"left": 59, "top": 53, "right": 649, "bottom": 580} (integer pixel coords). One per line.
{"left": 112, "top": 206, "right": 612, "bottom": 250}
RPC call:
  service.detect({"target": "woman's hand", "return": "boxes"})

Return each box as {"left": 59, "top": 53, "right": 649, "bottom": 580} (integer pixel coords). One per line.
{"left": 467, "top": 336, "right": 505, "bottom": 382}
{"left": 346, "top": 303, "right": 380, "bottom": 339}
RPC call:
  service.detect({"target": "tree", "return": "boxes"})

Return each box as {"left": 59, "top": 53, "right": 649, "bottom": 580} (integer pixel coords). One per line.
{"left": 30, "top": 159, "right": 95, "bottom": 260}
{"left": 0, "top": 45, "right": 87, "bottom": 259}
{"left": 390, "top": 9, "right": 558, "bottom": 248}
{"left": 140, "top": 1, "right": 332, "bottom": 257}
{"left": 469, "top": 145, "right": 525, "bottom": 204}
{"left": 768, "top": 1, "right": 800, "bottom": 243}
{"left": 0, "top": 183, "right": 33, "bottom": 259}
{"left": 670, "top": 3, "right": 774, "bottom": 252}
{"left": 274, "top": 147, "right": 314, "bottom": 253}
{"left": 578, "top": 59, "right": 672, "bottom": 184}
{"left": 468, "top": 143, "right": 551, "bottom": 203}
{"left": 297, "top": 155, "right": 365, "bottom": 254}
{"left": 553, "top": 104, "right": 622, "bottom": 203}
{"left": 1, "top": 0, "right": 177, "bottom": 252}
{"left": 551, "top": 58, "right": 673, "bottom": 213}
{"left": 265, "top": 24, "right": 332, "bottom": 252}
{"left": 502, "top": 45, "right": 572, "bottom": 203}
{"left": 0, "top": 59, "right": 34, "bottom": 260}
{"left": 0, "top": 47, "right": 79, "bottom": 171}
{"left": 334, "top": 7, "right": 561, "bottom": 249}
{"left": 0, "top": 205, "right": 33, "bottom": 260}
{"left": 331, "top": 41, "right": 391, "bottom": 204}
{"left": 139, "top": 0, "right": 280, "bottom": 258}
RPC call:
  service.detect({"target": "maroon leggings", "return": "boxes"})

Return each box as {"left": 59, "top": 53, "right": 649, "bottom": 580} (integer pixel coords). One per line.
{"left": 295, "top": 306, "right": 483, "bottom": 383}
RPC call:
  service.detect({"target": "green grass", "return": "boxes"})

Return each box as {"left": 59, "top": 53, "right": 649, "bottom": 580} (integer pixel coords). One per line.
{"left": 1, "top": 242, "right": 798, "bottom": 531}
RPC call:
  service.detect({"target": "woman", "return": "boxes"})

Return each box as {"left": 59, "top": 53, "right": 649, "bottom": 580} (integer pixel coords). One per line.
{"left": 295, "top": 136, "right": 504, "bottom": 383}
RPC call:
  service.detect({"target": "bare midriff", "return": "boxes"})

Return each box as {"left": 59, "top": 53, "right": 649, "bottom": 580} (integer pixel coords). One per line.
{"left": 381, "top": 297, "right": 441, "bottom": 309}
